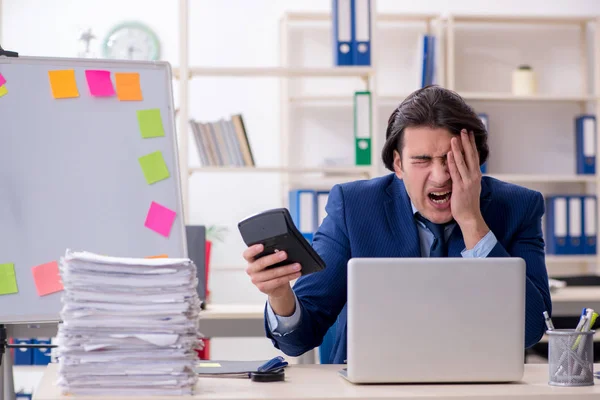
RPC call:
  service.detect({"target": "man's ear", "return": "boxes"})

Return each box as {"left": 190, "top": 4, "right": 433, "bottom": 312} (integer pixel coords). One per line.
{"left": 393, "top": 150, "right": 403, "bottom": 178}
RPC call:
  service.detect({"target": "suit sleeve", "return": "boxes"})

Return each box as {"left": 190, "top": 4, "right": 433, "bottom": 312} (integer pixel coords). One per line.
{"left": 486, "top": 191, "right": 552, "bottom": 348}
{"left": 263, "top": 184, "right": 351, "bottom": 357}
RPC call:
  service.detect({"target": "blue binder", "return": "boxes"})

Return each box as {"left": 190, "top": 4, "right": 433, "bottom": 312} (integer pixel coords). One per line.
{"left": 33, "top": 337, "right": 52, "bottom": 365}
{"left": 478, "top": 113, "right": 489, "bottom": 173}
{"left": 426, "top": 35, "right": 436, "bottom": 85}
{"left": 352, "top": 0, "right": 371, "bottom": 66}
{"left": 545, "top": 196, "right": 569, "bottom": 255}
{"left": 583, "top": 195, "right": 597, "bottom": 254}
{"left": 13, "top": 338, "right": 32, "bottom": 365}
{"left": 419, "top": 34, "right": 429, "bottom": 88}
{"left": 332, "top": 0, "right": 354, "bottom": 66}
{"left": 289, "top": 190, "right": 317, "bottom": 243}
{"left": 315, "top": 191, "right": 330, "bottom": 229}
{"left": 568, "top": 196, "right": 584, "bottom": 254}
{"left": 575, "top": 115, "right": 596, "bottom": 174}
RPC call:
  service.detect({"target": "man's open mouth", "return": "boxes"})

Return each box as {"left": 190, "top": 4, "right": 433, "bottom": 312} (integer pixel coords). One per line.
{"left": 428, "top": 191, "right": 452, "bottom": 204}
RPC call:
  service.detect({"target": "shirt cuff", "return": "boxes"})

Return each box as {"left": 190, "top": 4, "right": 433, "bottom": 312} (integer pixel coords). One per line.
{"left": 266, "top": 292, "right": 302, "bottom": 336}
{"left": 461, "top": 230, "right": 498, "bottom": 258}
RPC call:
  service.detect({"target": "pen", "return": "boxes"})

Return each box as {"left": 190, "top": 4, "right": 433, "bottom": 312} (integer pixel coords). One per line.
{"left": 570, "top": 313, "right": 589, "bottom": 351}
{"left": 543, "top": 311, "right": 554, "bottom": 331}
{"left": 574, "top": 309, "right": 595, "bottom": 377}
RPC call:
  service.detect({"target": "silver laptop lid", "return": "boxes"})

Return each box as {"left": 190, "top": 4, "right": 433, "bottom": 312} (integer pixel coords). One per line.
{"left": 346, "top": 257, "right": 526, "bottom": 383}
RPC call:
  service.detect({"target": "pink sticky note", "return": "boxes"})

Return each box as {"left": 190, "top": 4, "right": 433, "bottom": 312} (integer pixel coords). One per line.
{"left": 144, "top": 201, "right": 177, "bottom": 237}
{"left": 31, "top": 261, "right": 64, "bottom": 296}
{"left": 85, "top": 70, "right": 115, "bottom": 97}
{"left": 0, "top": 73, "right": 5, "bottom": 87}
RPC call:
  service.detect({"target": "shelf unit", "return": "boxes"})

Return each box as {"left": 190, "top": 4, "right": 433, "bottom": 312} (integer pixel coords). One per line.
{"left": 177, "top": 2, "right": 600, "bottom": 274}
{"left": 485, "top": 174, "right": 597, "bottom": 184}
{"left": 444, "top": 14, "right": 600, "bottom": 275}
{"left": 177, "top": 0, "right": 380, "bottom": 220}
{"left": 173, "top": 66, "right": 374, "bottom": 79}
{"left": 187, "top": 166, "right": 372, "bottom": 176}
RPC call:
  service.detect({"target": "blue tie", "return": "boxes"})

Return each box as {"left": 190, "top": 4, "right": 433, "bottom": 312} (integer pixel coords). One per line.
{"left": 415, "top": 214, "right": 448, "bottom": 257}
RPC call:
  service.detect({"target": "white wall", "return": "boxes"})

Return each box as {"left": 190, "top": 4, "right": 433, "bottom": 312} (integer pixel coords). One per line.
{"left": 3, "top": 0, "right": 600, "bottom": 362}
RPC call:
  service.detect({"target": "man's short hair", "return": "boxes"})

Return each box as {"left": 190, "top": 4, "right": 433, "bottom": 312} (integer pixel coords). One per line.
{"left": 381, "top": 85, "right": 489, "bottom": 171}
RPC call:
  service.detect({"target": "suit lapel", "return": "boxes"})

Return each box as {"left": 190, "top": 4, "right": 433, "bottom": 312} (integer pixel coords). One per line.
{"left": 447, "top": 178, "right": 493, "bottom": 257}
{"left": 384, "top": 176, "right": 421, "bottom": 257}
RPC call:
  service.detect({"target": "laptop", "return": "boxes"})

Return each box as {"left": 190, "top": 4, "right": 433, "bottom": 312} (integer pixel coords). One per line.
{"left": 341, "top": 257, "right": 526, "bottom": 384}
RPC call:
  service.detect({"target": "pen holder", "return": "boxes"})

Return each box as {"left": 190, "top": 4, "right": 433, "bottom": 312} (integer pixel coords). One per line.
{"left": 547, "top": 329, "right": 595, "bottom": 386}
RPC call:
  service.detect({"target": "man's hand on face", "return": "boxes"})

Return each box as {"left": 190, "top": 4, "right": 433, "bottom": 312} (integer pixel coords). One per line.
{"left": 447, "top": 129, "right": 490, "bottom": 249}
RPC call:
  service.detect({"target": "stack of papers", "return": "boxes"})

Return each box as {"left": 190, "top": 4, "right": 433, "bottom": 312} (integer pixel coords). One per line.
{"left": 55, "top": 250, "right": 201, "bottom": 396}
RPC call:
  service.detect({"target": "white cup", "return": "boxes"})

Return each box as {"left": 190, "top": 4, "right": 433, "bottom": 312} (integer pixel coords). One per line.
{"left": 512, "top": 65, "right": 536, "bottom": 96}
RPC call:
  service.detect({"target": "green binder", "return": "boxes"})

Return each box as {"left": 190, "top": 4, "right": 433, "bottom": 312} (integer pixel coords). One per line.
{"left": 354, "top": 91, "right": 372, "bottom": 166}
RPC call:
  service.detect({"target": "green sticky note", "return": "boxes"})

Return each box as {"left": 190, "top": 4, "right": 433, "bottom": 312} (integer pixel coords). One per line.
{"left": 138, "top": 151, "right": 170, "bottom": 184}
{"left": 0, "top": 263, "right": 18, "bottom": 295}
{"left": 137, "top": 109, "right": 165, "bottom": 139}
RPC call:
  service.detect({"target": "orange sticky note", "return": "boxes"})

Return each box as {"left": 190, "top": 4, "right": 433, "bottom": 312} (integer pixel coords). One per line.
{"left": 145, "top": 254, "right": 169, "bottom": 259}
{"left": 31, "top": 261, "right": 64, "bottom": 296}
{"left": 48, "top": 70, "right": 79, "bottom": 99}
{"left": 115, "top": 72, "right": 143, "bottom": 101}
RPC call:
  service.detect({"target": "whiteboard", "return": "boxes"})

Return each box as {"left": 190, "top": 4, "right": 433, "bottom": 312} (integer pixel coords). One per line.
{"left": 0, "top": 56, "right": 187, "bottom": 324}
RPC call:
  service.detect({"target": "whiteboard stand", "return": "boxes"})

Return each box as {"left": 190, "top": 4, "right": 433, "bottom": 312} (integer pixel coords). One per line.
{"left": 1, "top": 324, "right": 16, "bottom": 400}
{"left": 1, "top": 353, "right": 15, "bottom": 400}
{"left": 0, "top": 323, "right": 58, "bottom": 400}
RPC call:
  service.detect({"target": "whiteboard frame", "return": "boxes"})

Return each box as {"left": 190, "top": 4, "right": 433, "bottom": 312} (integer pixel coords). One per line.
{"left": 0, "top": 55, "right": 188, "bottom": 325}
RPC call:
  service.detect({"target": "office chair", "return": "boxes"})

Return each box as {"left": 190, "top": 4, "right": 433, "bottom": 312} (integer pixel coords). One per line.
{"left": 319, "top": 322, "right": 337, "bottom": 364}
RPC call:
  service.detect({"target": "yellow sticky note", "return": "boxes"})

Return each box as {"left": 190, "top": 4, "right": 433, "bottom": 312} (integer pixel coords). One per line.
{"left": 0, "top": 85, "right": 7, "bottom": 98}
{"left": 197, "top": 363, "right": 221, "bottom": 368}
{"left": 0, "top": 263, "right": 18, "bottom": 295}
{"left": 48, "top": 70, "right": 79, "bottom": 99}
{"left": 115, "top": 72, "right": 143, "bottom": 101}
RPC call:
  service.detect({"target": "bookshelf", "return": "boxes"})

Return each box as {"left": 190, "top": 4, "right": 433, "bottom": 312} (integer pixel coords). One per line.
{"left": 487, "top": 174, "right": 597, "bottom": 184}
{"left": 458, "top": 93, "right": 598, "bottom": 103}
{"left": 187, "top": 166, "right": 372, "bottom": 176}
{"left": 176, "top": 0, "right": 379, "bottom": 222}
{"left": 444, "top": 14, "right": 600, "bottom": 276}
{"left": 177, "top": 1, "right": 600, "bottom": 277}
{"left": 173, "top": 66, "right": 374, "bottom": 79}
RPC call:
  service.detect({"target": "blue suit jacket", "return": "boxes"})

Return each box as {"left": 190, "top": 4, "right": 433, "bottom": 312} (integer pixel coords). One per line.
{"left": 264, "top": 174, "right": 552, "bottom": 364}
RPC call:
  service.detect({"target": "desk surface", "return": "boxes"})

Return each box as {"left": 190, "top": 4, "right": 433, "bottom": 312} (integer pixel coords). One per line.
{"left": 551, "top": 287, "right": 600, "bottom": 316}
{"left": 34, "top": 363, "right": 600, "bottom": 400}
{"left": 200, "top": 285, "right": 600, "bottom": 320}
{"left": 199, "top": 304, "right": 264, "bottom": 320}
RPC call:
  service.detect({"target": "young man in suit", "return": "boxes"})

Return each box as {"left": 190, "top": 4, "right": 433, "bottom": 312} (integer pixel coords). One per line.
{"left": 242, "top": 85, "right": 551, "bottom": 364}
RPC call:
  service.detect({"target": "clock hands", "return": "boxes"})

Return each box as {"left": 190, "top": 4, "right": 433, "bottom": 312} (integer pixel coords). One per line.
{"left": 0, "top": 45, "right": 18, "bottom": 58}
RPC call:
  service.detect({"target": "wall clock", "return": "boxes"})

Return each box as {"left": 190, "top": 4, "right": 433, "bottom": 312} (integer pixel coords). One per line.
{"left": 102, "top": 21, "right": 161, "bottom": 61}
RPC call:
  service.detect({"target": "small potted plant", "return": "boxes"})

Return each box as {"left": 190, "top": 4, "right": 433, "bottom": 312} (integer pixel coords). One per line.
{"left": 204, "top": 225, "right": 228, "bottom": 304}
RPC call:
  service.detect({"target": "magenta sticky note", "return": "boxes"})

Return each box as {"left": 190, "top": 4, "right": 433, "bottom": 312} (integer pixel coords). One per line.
{"left": 0, "top": 73, "right": 5, "bottom": 87}
{"left": 85, "top": 70, "right": 115, "bottom": 97}
{"left": 144, "top": 201, "right": 177, "bottom": 237}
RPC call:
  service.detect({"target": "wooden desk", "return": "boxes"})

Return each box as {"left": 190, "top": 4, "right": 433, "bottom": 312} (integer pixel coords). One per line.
{"left": 199, "top": 304, "right": 265, "bottom": 338}
{"left": 199, "top": 284, "right": 600, "bottom": 335}
{"left": 34, "top": 363, "right": 600, "bottom": 400}
{"left": 551, "top": 287, "right": 600, "bottom": 317}
{"left": 198, "top": 289, "right": 600, "bottom": 364}
{"left": 198, "top": 304, "right": 316, "bottom": 364}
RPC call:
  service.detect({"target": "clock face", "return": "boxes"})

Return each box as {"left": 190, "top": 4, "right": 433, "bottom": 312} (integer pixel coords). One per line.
{"left": 103, "top": 22, "right": 160, "bottom": 61}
